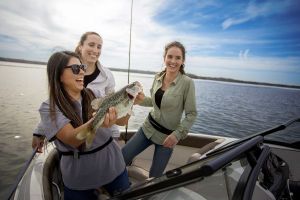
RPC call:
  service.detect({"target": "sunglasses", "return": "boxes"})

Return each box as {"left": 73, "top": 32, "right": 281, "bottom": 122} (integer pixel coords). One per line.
{"left": 64, "top": 64, "right": 87, "bottom": 74}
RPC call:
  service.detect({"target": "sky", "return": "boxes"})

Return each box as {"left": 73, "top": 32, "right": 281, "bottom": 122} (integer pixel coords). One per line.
{"left": 0, "top": 0, "right": 300, "bottom": 85}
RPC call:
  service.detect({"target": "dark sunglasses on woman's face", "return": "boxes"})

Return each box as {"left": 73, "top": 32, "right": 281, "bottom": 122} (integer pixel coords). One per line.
{"left": 64, "top": 64, "right": 87, "bottom": 74}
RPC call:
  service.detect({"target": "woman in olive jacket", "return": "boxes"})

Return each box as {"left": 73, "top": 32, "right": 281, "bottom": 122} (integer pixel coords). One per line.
{"left": 122, "top": 41, "right": 197, "bottom": 178}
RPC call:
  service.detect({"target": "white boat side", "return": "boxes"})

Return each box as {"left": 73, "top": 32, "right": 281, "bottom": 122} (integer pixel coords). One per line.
{"left": 12, "top": 131, "right": 234, "bottom": 200}
{"left": 11, "top": 129, "right": 300, "bottom": 200}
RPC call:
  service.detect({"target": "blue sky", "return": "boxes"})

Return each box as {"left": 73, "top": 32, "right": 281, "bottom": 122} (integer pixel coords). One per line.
{"left": 0, "top": 0, "right": 300, "bottom": 85}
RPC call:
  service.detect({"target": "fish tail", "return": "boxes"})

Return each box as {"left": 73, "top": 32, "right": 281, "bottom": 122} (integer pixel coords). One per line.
{"left": 76, "top": 126, "right": 96, "bottom": 148}
{"left": 76, "top": 126, "right": 92, "bottom": 140}
{"left": 85, "top": 130, "right": 96, "bottom": 148}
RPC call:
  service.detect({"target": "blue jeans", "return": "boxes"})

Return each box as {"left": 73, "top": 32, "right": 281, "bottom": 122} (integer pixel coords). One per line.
{"left": 103, "top": 169, "right": 130, "bottom": 195}
{"left": 122, "top": 128, "right": 173, "bottom": 177}
{"left": 64, "top": 169, "right": 130, "bottom": 200}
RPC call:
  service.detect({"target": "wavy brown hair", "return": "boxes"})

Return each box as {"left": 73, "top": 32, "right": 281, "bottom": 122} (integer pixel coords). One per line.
{"left": 47, "top": 51, "right": 95, "bottom": 128}
{"left": 160, "top": 41, "right": 186, "bottom": 75}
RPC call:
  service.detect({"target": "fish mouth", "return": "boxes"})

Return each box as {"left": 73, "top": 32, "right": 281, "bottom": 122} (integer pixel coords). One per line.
{"left": 126, "top": 83, "right": 142, "bottom": 99}
{"left": 127, "top": 93, "right": 134, "bottom": 100}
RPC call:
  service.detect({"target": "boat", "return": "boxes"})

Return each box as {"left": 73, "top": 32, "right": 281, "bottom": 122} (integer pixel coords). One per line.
{"left": 7, "top": 118, "right": 300, "bottom": 200}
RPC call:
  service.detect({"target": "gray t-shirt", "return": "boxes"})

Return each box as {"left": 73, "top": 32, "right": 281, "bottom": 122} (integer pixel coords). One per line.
{"left": 39, "top": 99, "right": 125, "bottom": 190}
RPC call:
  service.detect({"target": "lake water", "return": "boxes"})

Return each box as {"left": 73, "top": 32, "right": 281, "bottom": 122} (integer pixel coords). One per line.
{"left": 1, "top": 61, "right": 300, "bottom": 198}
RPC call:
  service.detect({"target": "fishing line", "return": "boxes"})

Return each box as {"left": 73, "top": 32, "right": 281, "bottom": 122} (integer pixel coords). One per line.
{"left": 125, "top": 0, "right": 134, "bottom": 144}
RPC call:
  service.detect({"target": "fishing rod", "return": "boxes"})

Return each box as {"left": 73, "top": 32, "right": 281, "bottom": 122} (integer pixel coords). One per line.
{"left": 125, "top": 0, "right": 134, "bottom": 144}
{"left": 6, "top": 147, "right": 38, "bottom": 200}
{"left": 127, "top": 0, "right": 133, "bottom": 85}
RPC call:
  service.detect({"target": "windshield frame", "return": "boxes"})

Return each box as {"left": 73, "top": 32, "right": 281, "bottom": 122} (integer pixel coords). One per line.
{"left": 112, "top": 136, "right": 264, "bottom": 200}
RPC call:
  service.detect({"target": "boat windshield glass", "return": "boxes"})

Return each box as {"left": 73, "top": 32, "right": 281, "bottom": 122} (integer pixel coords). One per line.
{"left": 113, "top": 137, "right": 262, "bottom": 200}
{"left": 265, "top": 121, "right": 300, "bottom": 147}
{"left": 119, "top": 155, "right": 251, "bottom": 200}
{"left": 208, "top": 118, "right": 300, "bottom": 156}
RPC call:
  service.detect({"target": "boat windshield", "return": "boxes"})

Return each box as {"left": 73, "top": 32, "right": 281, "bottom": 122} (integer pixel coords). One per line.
{"left": 264, "top": 121, "right": 300, "bottom": 148}
{"left": 140, "top": 156, "right": 250, "bottom": 200}
{"left": 207, "top": 118, "right": 300, "bottom": 157}
{"left": 112, "top": 136, "right": 264, "bottom": 200}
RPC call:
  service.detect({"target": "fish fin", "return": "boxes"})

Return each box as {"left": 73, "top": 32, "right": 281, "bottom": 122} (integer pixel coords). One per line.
{"left": 91, "top": 98, "right": 104, "bottom": 110}
{"left": 106, "top": 90, "right": 115, "bottom": 96}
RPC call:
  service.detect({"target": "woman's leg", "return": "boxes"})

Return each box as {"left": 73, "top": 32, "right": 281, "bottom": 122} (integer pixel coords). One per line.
{"left": 149, "top": 144, "right": 173, "bottom": 177}
{"left": 103, "top": 169, "right": 130, "bottom": 196}
{"left": 64, "top": 186, "right": 98, "bottom": 200}
{"left": 122, "top": 127, "right": 152, "bottom": 165}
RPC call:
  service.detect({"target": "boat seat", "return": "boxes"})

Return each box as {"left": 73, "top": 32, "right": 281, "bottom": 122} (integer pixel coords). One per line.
{"left": 126, "top": 138, "right": 225, "bottom": 184}
{"left": 126, "top": 145, "right": 180, "bottom": 184}
{"left": 127, "top": 164, "right": 148, "bottom": 182}
{"left": 43, "top": 149, "right": 112, "bottom": 200}
{"left": 120, "top": 132, "right": 226, "bottom": 185}
{"left": 187, "top": 138, "right": 225, "bottom": 163}
{"left": 43, "top": 148, "right": 64, "bottom": 200}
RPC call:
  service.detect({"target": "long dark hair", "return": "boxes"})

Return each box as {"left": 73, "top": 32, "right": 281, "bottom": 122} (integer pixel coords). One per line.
{"left": 74, "top": 31, "right": 102, "bottom": 59}
{"left": 160, "top": 41, "right": 186, "bottom": 75}
{"left": 47, "top": 51, "right": 95, "bottom": 128}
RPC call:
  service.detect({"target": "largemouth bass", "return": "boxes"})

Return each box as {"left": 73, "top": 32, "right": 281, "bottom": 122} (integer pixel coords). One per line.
{"left": 77, "top": 81, "right": 142, "bottom": 147}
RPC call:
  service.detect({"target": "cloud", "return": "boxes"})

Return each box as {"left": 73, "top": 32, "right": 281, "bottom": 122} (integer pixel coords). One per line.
{"left": 188, "top": 55, "right": 300, "bottom": 74}
{"left": 0, "top": 0, "right": 171, "bottom": 63}
{"left": 239, "top": 49, "right": 250, "bottom": 60}
{"left": 0, "top": 0, "right": 299, "bottom": 85}
{"left": 222, "top": 0, "right": 295, "bottom": 30}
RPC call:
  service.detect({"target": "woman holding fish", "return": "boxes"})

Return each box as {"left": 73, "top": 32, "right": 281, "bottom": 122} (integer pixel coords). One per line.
{"left": 122, "top": 41, "right": 197, "bottom": 178}
{"left": 32, "top": 31, "right": 121, "bottom": 152}
{"left": 38, "top": 51, "right": 130, "bottom": 200}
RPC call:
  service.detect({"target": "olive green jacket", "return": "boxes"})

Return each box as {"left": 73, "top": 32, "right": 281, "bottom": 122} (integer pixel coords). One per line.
{"left": 140, "top": 72, "right": 197, "bottom": 145}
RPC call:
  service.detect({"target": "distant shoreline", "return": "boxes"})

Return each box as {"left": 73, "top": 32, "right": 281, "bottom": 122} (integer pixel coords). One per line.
{"left": 1, "top": 57, "right": 299, "bottom": 89}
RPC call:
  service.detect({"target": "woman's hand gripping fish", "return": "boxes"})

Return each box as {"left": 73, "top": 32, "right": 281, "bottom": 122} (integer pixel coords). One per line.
{"left": 77, "top": 81, "right": 143, "bottom": 147}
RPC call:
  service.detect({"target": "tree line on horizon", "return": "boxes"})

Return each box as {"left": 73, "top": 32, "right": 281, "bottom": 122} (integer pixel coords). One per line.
{"left": 1, "top": 56, "right": 299, "bottom": 89}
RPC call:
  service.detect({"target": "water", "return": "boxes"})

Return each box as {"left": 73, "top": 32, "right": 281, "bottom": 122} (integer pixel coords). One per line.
{"left": 1, "top": 61, "right": 300, "bottom": 198}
